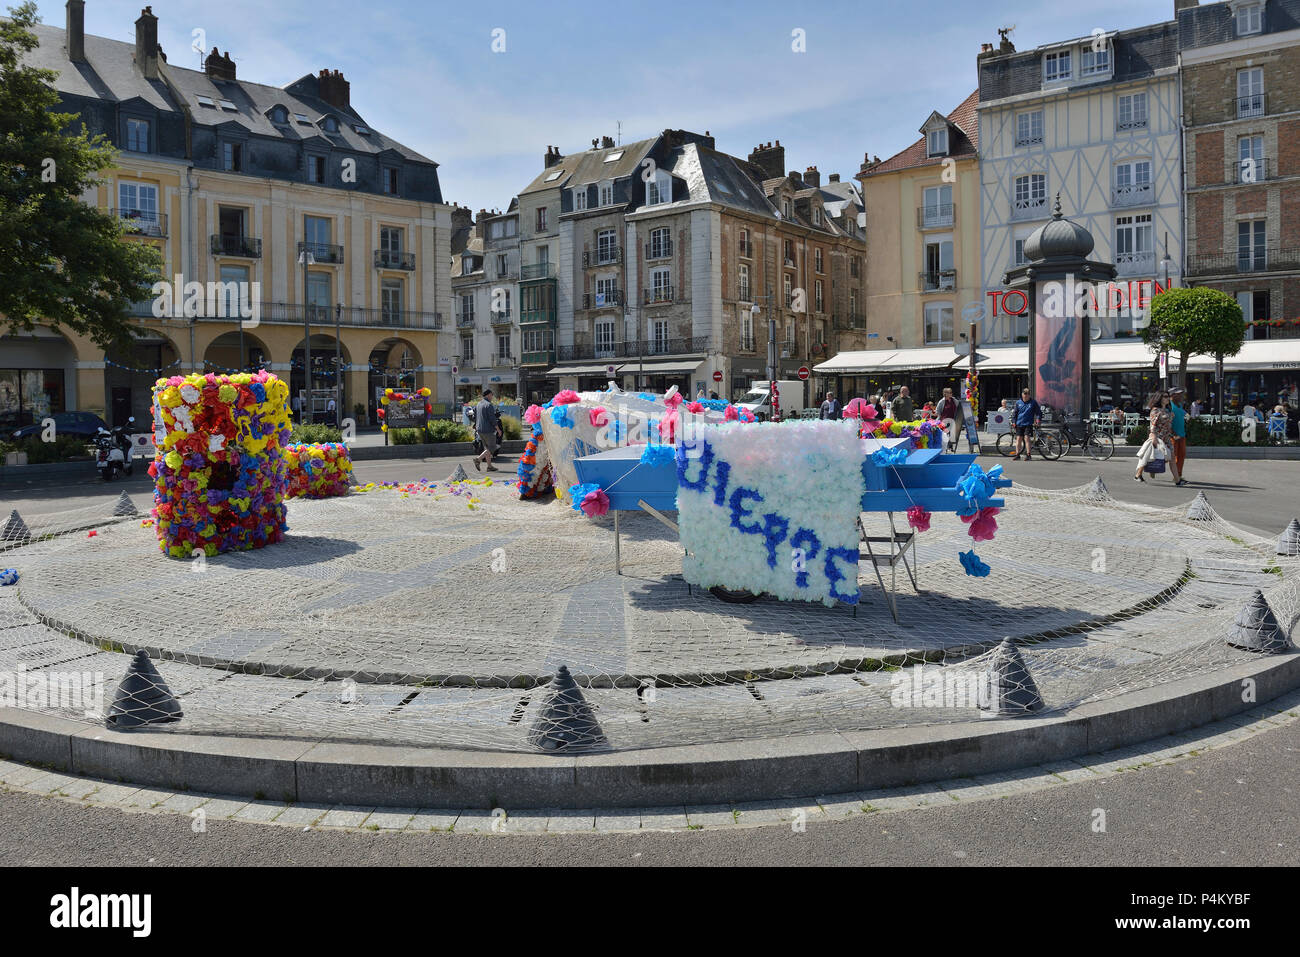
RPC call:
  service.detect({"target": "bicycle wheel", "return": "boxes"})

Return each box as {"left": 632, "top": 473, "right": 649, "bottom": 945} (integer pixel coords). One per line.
{"left": 1086, "top": 430, "right": 1114, "bottom": 461}
{"left": 1037, "top": 430, "right": 1064, "bottom": 460}
{"left": 996, "top": 431, "right": 1016, "bottom": 456}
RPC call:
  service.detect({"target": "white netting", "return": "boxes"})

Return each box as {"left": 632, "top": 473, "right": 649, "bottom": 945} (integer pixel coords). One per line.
{"left": 0, "top": 477, "right": 1296, "bottom": 753}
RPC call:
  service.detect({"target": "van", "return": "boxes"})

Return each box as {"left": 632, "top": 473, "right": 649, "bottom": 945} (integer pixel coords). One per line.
{"left": 736, "top": 380, "right": 806, "bottom": 421}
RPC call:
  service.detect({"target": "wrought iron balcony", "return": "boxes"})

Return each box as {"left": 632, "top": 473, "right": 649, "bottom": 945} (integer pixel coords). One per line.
{"left": 1116, "top": 115, "right": 1147, "bottom": 132}
{"left": 645, "top": 240, "right": 673, "bottom": 260}
{"left": 1237, "top": 92, "right": 1266, "bottom": 119}
{"left": 210, "top": 234, "right": 261, "bottom": 258}
{"left": 113, "top": 209, "right": 167, "bottom": 237}
{"left": 1236, "top": 157, "right": 1271, "bottom": 184}
{"left": 456, "top": 312, "right": 476, "bottom": 328}
{"left": 1015, "top": 132, "right": 1044, "bottom": 147}
{"left": 183, "top": 301, "right": 441, "bottom": 328}
{"left": 1111, "top": 183, "right": 1153, "bottom": 208}
{"left": 490, "top": 309, "right": 513, "bottom": 325}
{"left": 1186, "top": 244, "right": 1300, "bottom": 277}
{"left": 521, "top": 263, "right": 554, "bottom": 280}
{"left": 917, "top": 203, "right": 954, "bottom": 229}
{"left": 556, "top": 336, "right": 709, "bottom": 362}
{"left": 583, "top": 248, "right": 623, "bottom": 267}
{"left": 582, "top": 289, "right": 622, "bottom": 309}
{"left": 1114, "top": 251, "right": 1155, "bottom": 277}
{"left": 374, "top": 249, "right": 415, "bottom": 270}
{"left": 644, "top": 286, "right": 674, "bottom": 304}
{"left": 919, "top": 270, "right": 957, "bottom": 292}
{"left": 298, "top": 241, "right": 344, "bottom": 264}
{"left": 1010, "top": 197, "right": 1048, "bottom": 221}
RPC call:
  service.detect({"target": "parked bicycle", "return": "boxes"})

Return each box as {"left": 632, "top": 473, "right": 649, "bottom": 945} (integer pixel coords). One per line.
{"left": 1048, "top": 420, "right": 1115, "bottom": 461}
{"left": 996, "top": 426, "right": 1063, "bottom": 460}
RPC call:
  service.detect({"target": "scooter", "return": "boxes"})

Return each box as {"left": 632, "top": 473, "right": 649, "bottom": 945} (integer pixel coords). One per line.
{"left": 95, "top": 417, "right": 135, "bottom": 481}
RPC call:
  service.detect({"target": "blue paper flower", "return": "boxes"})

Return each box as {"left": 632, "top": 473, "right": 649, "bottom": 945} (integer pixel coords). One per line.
{"left": 698, "top": 398, "right": 729, "bottom": 412}
{"left": 871, "top": 444, "right": 910, "bottom": 466}
{"left": 958, "top": 549, "right": 990, "bottom": 577}
{"left": 640, "top": 443, "right": 676, "bottom": 467}
{"left": 549, "top": 405, "right": 575, "bottom": 429}
{"left": 637, "top": 392, "right": 656, "bottom": 402}
{"left": 0, "top": 568, "right": 18, "bottom": 586}
{"left": 957, "top": 462, "right": 1003, "bottom": 511}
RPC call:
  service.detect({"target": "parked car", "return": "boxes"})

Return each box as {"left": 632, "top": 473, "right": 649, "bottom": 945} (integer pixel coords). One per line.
{"left": 11, "top": 410, "right": 108, "bottom": 441}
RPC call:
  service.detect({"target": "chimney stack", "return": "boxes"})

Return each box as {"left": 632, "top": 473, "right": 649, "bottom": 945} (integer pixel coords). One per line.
{"left": 601, "top": 135, "right": 615, "bottom": 149}
{"left": 204, "top": 47, "right": 236, "bottom": 81}
{"left": 134, "top": 6, "right": 159, "bottom": 79}
{"left": 803, "top": 165, "right": 820, "bottom": 188}
{"left": 317, "top": 69, "right": 350, "bottom": 111}
{"left": 747, "top": 140, "right": 786, "bottom": 180}
{"left": 1174, "top": 0, "right": 1197, "bottom": 13}
{"left": 788, "top": 169, "right": 803, "bottom": 188}
{"left": 544, "top": 145, "right": 564, "bottom": 169}
{"left": 66, "top": 0, "right": 85, "bottom": 63}
{"left": 828, "top": 173, "right": 840, "bottom": 183}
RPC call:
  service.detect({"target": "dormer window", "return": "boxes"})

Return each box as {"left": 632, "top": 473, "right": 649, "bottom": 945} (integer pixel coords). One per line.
{"left": 1044, "top": 50, "right": 1071, "bottom": 83}
{"left": 321, "top": 116, "right": 339, "bottom": 133}
{"left": 270, "top": 106, "right": 289, "bottom": 125}
{"left": 1236, "top": 2, "right": 1263, "bottom": 36}
{"left": 1081, "top": 41, "right": 1112, "bottom": 77}
{"left": 647, "top": 170, "right": 671, "bottom": 206}
{"left": 926, "top": 128, "right": 948, "bottom": 157}
{"left": 573, "top": 187, "right": 587, "bottom": 211}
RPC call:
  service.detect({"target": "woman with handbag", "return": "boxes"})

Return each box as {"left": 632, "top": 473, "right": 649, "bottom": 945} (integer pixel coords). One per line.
{"left": 1134, "top": 391, "right": 1183, "bottom": 485}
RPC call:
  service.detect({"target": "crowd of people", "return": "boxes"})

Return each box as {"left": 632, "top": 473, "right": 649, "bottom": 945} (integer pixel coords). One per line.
{"left": 819, "top": 385, "right": 968, "bottom": 451}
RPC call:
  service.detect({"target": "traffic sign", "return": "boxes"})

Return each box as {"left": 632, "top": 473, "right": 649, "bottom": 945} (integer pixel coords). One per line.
{"left": 451, "top": 365, "right": 458, "bottom": 375}
{"left": 712, "top": 370, "right": 723, "bottom": 382}
{"left": 797, "top": 367, "right": 809, "bottom": 381}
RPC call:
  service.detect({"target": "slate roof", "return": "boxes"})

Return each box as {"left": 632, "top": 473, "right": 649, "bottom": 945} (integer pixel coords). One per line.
{"left": 25, "top": 21, "right": 434, "bottom": 164}
{"left": 858, "top": 90, "right": 978, "bottom": 178}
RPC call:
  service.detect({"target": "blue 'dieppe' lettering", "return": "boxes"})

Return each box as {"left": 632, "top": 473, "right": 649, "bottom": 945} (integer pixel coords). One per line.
{"left": 789, "top": 527, "right": 822, "bottom": 588}
{"left": 728, "top": 486, "right": 764, "bottom": 535}
{"left": 760, "top": 512, "right": 789, "bottom": 569}
{"left": 823, "top": 546, "right": 860, "bottom": 604}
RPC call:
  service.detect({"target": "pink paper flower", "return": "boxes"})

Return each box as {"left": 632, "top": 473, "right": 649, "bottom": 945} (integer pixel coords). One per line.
{"left": 737, "top": 408, "right": 756, "bottom": 423}
{"left": 524, "top": 404, "right": 543, "bottom": 424}
{"left": 589, "top": 406, "right": 608, "bottom": 428}
{"left": 553, "top": 389, "right": 581, "bottom": 405}
{"left": 664, "top": 390, "right": 684, "bottom": 409}
{"left": 724, "top": 405, "right": 739, "bottom": 421}
{"left": 580, "top": 488, "right": 610, "bottom": 517}
{"left": 686, "top": 401, "right": 704, "bottom": 414}
{"left": 964, "top": 506, "right": 1000, "bottom": 542}
{"left": 659, "top": 410, "right": 679, "bottom": 442}
{"left": 906, "top": 506, "right": 931, "bottom": 532}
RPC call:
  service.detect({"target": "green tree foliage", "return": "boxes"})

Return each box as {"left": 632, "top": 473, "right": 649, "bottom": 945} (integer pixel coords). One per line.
{"left": 0, "top": 3, "right": 162, "bottom": 353}
{"left": 1143, "top": 287, "right": 1246, "bottom": 385}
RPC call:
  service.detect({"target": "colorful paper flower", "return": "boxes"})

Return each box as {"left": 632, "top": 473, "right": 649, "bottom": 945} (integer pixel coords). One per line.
{"left": 871, "top": 444, "right": 910, "bottom": 466}
{"left": 567, "top": 482, "right": 600, "bottom": 512}
{"left": 549, "top": 405, "right": 575, "bottom": 429}
{"left": 962, "top": 506, "right": 1000, "bottom": 542}
{"left": 724, "top": 405, "right": 739, "bottom": 422}
{"left": 524, "top": 404, "right": 543, "bottom": 424}
{"left": 0, "top": 569, "right": 18, "bottom": 586}
{"left": 580, "top": 488, "right": 610, "bottom": 517}
{"left": 686, "top": 401, "right": 704, "bottom": 414}
{"left": 640, "top": 443, "right": 677, "bottom": 467}
{"left": 283, "top": 443, "right": 354, "bottom": 499}
{"left": 553, "top": 389, "right": 581, "bottom": 405}
{"left": 589, "top": 406, "right": 608, "bottom": 428}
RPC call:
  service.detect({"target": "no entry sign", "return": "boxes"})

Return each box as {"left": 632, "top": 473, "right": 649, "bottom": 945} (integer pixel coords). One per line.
{"left": 712, "top": 370, "right": 723, "bottom": 382}
{"left": 797, "top": 367, "right": 809, "bottom": 380}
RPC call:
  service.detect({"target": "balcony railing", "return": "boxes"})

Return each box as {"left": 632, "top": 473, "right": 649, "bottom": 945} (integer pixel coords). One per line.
{"left": 1237, "top": 92, "right": 1266, "bottom": 118}
{"left": 1015, "top": 132, "right": 1044, "bottom": 147}
{"left": 298, "top": 241, "right": 344, "bottom": 264}
{"left": 210, "top": 234, "right": 262, "bottom": 258}
{"left": 374, "top": 249, "right": 415, "bottom": 270}
{"left": 919, "top": 270, "right": 957, "bottom": 292}
{"left": 1186, "top": 244, "right": 1300, "bottom": 277}
{"left": 521, "top": 262, "right": 555, "bottom": 280}
{"left": 457, "top": 312, "right": 476, "bottom": 328}
{"left": 582, "top": 289, "right": 623, "bottom": 309}
{"left": 556, "top": 336, "right": 709, "bottom": 362}
{"left": 644, "top": 286, "right": 674, "bottom": 304}
{"left": 1237, "top": 157, "right": 1271, "bottom": 184}
{"left": 1116, "top": 115, "right": 1147, "bottom": 132}
{"left": 1111, "top": 183, "right": 1153, "bottom": 208}
{"left": 174, "top": 301, "right": 440, "bottom": 329}
{"left": 584, "top": 248, "right": 622, "bottom": 267}
{"left": 113, "top": 209, "right": 167, "bottom": 237}
{"left": 645, "top": 240, "right": 673, "bottom": 260}
{"left": 917, "top": 203, "right": 954, "bottom": 229}
{"left": 1011, "top": 197, "right": 1048, "bottom": 221}
{"left": 490, "top": 309, "right": 513, "bottom": 325}
{"left": 1114, "top": 251, "right": 1155, "bottom": 277}
{"left": 520, "top": 349, "right": 555, "bottom": 366}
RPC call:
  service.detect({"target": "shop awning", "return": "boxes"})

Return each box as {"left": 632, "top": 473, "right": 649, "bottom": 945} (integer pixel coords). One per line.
{"left": 814, "top": 347, "right": 960, "bottom": 374}
{"left": 1185, "top": 339, "right": 1300, "bottom": 372}
{"left": 973, "top": 345, "right": 1028, "bottom": 370}
{"left": 543, "top": 358, "right": 703, "bottom": 377}
{"left": 1090, "top": 340, "right": 1159, "bottom": 370}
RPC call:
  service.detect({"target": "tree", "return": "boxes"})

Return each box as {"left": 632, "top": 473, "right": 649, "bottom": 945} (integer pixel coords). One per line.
{"left": 0, "top": 3, "right": 162, "bottom": 355}
{"left": 1142, "top": 286, "right": 1246, "bottom": 388}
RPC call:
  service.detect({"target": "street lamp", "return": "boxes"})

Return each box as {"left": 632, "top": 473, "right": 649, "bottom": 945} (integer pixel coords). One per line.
{"left": 752, "top": 287, "right": 778, "bottom": 419}
{"left": 298, "top": 248, "right": 315, "bottom": 421}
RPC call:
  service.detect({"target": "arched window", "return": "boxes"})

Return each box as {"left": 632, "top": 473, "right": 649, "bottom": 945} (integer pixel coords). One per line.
{"left": 270, "top": 106, "right": 288, "bottom": 125}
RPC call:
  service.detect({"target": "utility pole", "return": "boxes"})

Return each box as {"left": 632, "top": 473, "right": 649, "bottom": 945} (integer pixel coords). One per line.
{"left": 299, "top": 248, "right": 315, "bottom": 421}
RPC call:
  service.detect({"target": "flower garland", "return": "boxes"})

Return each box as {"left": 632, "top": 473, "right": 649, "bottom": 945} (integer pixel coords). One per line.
{"left": 378, "top": 387, "right": 432, "bottom": 433}
{"left": 283, "top": 443, "right": 353, "bottom": 499}
{"left": 517, "top": 418, "right": 554, "bottom": 500}
{"left": 150, "top": 370, "right": 291, "bottom": 558}
{"left": 566, "top": 482, "right": 609, "bottom": 516}
{"left": 955, "top": 462, "right": 1004, "bottom": 575}
{"left": 873, "top": 418, "right": 945, "bottom": 449}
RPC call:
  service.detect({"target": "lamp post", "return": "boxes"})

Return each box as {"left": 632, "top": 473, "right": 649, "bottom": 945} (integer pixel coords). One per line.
{"left": 298, "top": 248, "right": 315, "bottom": 421}
{"left": 752, "top": 287, "right": 778, "bottom": 420}
{"left": 333, "top": 302, "right": 342, "bottom": 426}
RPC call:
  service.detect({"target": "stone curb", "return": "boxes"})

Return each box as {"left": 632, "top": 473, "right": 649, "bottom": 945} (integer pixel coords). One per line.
{"left": 1, "top": 651, "right": 1294, "bottom": 810}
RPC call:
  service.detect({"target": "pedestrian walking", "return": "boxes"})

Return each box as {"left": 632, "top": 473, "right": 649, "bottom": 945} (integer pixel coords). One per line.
{"left": 1169, "top": 387, "right": 1189, "bottom": 483}
{"left": 891, "top": 386, "right": 915, "bottom": 421}
{"left": 473, "top": 389, "right": 502, "bottom": 472}
{"left": 1135, "top": 391, "right": 1183, "bottom": 485}
{"left": 937, "top": 387, "right": 961, "bottom": 452}
{"left": 819, "top": 391, "right": 841, "bottom": 420}
{"left": 1012, "top": 388, "right": 1040, "bottom": 460}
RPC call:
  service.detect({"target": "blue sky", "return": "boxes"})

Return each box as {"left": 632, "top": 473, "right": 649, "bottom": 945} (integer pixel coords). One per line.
{"left": 41, "top": 0, "right": 1177, "bottom": 213}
